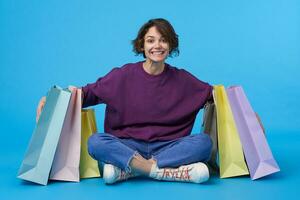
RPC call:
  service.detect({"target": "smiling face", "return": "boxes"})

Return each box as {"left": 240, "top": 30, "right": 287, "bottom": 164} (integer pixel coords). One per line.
{"left": 143, "top": 26, "right": 170, "bottom": 63}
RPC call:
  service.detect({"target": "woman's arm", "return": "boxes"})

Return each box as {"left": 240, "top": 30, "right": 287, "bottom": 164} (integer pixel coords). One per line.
{"left": 35, "top": 86, "right": 84, "bottom": 123}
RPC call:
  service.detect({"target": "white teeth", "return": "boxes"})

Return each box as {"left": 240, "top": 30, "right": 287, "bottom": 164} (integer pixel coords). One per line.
{"left": 151, "top": 51, "right": 164, "bottom": 55}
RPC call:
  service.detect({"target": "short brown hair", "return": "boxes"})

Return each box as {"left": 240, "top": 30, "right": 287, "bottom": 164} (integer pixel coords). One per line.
{"left": 132, "top": 18, "right": 179, "bottom": 58}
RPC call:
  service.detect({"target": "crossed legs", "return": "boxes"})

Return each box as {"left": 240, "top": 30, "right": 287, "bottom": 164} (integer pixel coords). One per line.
{"left": 88, "top": 133, "right": 212, "bottom": 184}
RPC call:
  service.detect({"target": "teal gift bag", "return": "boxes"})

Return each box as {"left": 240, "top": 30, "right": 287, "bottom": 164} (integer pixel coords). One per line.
{"left": 17, "top": 86, "right": 71, "bottom": 185}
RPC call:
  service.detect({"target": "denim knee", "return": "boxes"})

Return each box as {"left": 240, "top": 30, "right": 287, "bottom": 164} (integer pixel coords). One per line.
{"left": 87, "top": 133, "right": 99, "bottom": 159}
{"left": 87, "top": 133, "right": 109, "bottom": 159}
{"left": 87, "top": 133, "right": 118, "bottom": 160}
{"left": 204, "top": 134, "right": 213, "bottom": 161}
{"left": 193, "top": 134, "right": 213, "bottom": 161}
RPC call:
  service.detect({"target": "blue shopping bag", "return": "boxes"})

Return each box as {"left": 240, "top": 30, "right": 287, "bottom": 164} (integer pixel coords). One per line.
{"left": 17, "top": 86, "right": 71, "bottom": 185}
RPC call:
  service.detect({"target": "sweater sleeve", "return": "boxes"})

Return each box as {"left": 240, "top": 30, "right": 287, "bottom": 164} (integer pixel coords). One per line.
{"left": 81, "top": 67, "right": 122, "bottom": 108}
{"left": 181, "top": 69, "right": 213, "bottom": 108}
{"left": 196, "top": 79, "right": 213, "bottom": 107}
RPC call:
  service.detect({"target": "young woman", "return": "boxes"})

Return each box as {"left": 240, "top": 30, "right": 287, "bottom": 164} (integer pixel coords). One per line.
{"left": 37, "top": 18, "right": 213, "bottom": 184}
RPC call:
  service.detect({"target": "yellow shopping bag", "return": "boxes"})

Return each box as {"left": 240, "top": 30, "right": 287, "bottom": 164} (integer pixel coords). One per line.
{"left": 213, "top": 85, "right": 249, "bottom": 178}
{"left": 80, "top": 109, "right": 101, "bottom": 178}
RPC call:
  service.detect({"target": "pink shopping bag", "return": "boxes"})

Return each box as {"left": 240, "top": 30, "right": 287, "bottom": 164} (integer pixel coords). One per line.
{"left": 49, "top": 88, "right": 82, "bottom": 182}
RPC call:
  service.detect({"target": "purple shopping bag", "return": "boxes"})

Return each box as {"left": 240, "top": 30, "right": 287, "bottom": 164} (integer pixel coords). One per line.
{"left": 227, "top": 86, "right": 280, "bottom": 180}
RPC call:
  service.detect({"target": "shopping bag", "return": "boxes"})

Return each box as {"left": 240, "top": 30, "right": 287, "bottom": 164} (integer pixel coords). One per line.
{"left": 227, "top": 86, "right": 280, "bottom": 180}
{"left": 201, "top": 102, "right": 219, "bottom": 173}
{"left": 17, "top": 86, "right": 71, "bottom": 185}
{"left": 80, "top": 109, "right": 101, "bottom": 178}
{"left": 49, "top": 88, "right": 82, "bottom": 182}
{"left": 213, "top": 85, "right": 249, "bottom": 178}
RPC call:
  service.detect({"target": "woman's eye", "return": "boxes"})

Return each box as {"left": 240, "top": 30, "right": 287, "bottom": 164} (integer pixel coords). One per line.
{"left": 146, "top": 39, "right": 154, "bottom": 43}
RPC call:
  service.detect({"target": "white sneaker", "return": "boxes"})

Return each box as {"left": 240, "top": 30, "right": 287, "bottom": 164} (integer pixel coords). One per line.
{"left": 103, "top": 164, "right": 137, "bottom": 184}
{"left": 149, "top": 162, "right": 209, "bottom": 184}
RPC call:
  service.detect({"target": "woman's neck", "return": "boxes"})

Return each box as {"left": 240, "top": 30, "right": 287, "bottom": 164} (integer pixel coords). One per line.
{"left": 143, "top": 59, "right": 165, "bottom": 75}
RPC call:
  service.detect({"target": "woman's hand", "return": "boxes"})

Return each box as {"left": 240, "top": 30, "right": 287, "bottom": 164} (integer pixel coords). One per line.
{"left": 68, "top": 85, "right": 77, "bottom": 92}
{"left": 35, "top": 87, "right": 82, "bottom": 123}
{"left": 36, "top": 96, "right": 46, "bottom": 123}
{"left": 69, "top": 86, "right": 84, "bottom": 103}
{"left": 255, "top": 113, "right": 265, "bottom": 134}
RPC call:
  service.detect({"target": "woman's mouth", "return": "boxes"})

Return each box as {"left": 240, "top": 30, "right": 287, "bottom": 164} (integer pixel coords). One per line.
{"left": 150, "top": 50, "right": 165, "bottom": 55}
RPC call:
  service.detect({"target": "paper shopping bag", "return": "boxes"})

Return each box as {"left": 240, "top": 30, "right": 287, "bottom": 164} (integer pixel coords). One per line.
{"left": 49, "top": 88, "right": 82, "bottom": 182}
{"left": 201, "top": 102, "right": 219, "bottom": 173}
{"left": 80, "top": 109, "right": 101, "bottom": 178}
{"left": 213, "top": 85, "right": 249, "bottom": 178}
{"left": 17, "top": 86, "right": 71, "bottom": 185}
{"left": 227, "top": 86, "right": 280, "bottom": 180}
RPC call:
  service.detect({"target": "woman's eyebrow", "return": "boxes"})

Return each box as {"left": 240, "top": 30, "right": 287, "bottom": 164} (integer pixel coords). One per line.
{"left": 145, "top": 35, "right": 165, "bottom": 39}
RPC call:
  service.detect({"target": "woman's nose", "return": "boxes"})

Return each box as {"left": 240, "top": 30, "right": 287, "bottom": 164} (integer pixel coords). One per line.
{"left": 154, "top": 41, "right": 162, "bottom": 48}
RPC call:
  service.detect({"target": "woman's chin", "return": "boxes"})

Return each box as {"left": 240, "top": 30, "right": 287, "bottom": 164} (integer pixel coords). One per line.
{"left": 148, "top": 56, "right": 167, "bottom": 63}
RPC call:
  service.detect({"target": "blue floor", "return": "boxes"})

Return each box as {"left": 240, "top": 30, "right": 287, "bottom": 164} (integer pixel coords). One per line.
{"left": 1, "top": 0, "right": 299, "bottom": 199}
{"left": 1, "top": 130, "right": 299, "bottom": 200}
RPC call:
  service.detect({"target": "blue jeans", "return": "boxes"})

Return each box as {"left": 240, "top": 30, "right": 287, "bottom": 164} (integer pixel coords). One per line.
{"left": 88, "top": 133, "right": 212, "bottom": 173}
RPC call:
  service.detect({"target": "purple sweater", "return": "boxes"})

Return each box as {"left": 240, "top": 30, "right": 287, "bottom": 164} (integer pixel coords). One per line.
{"left": 82, "top": 61, "right": 212, "bottom": 141}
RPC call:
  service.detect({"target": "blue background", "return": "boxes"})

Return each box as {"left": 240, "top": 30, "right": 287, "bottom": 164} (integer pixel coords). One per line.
{"left": 1, "top": 0, "right": 299, "bottom": 199}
